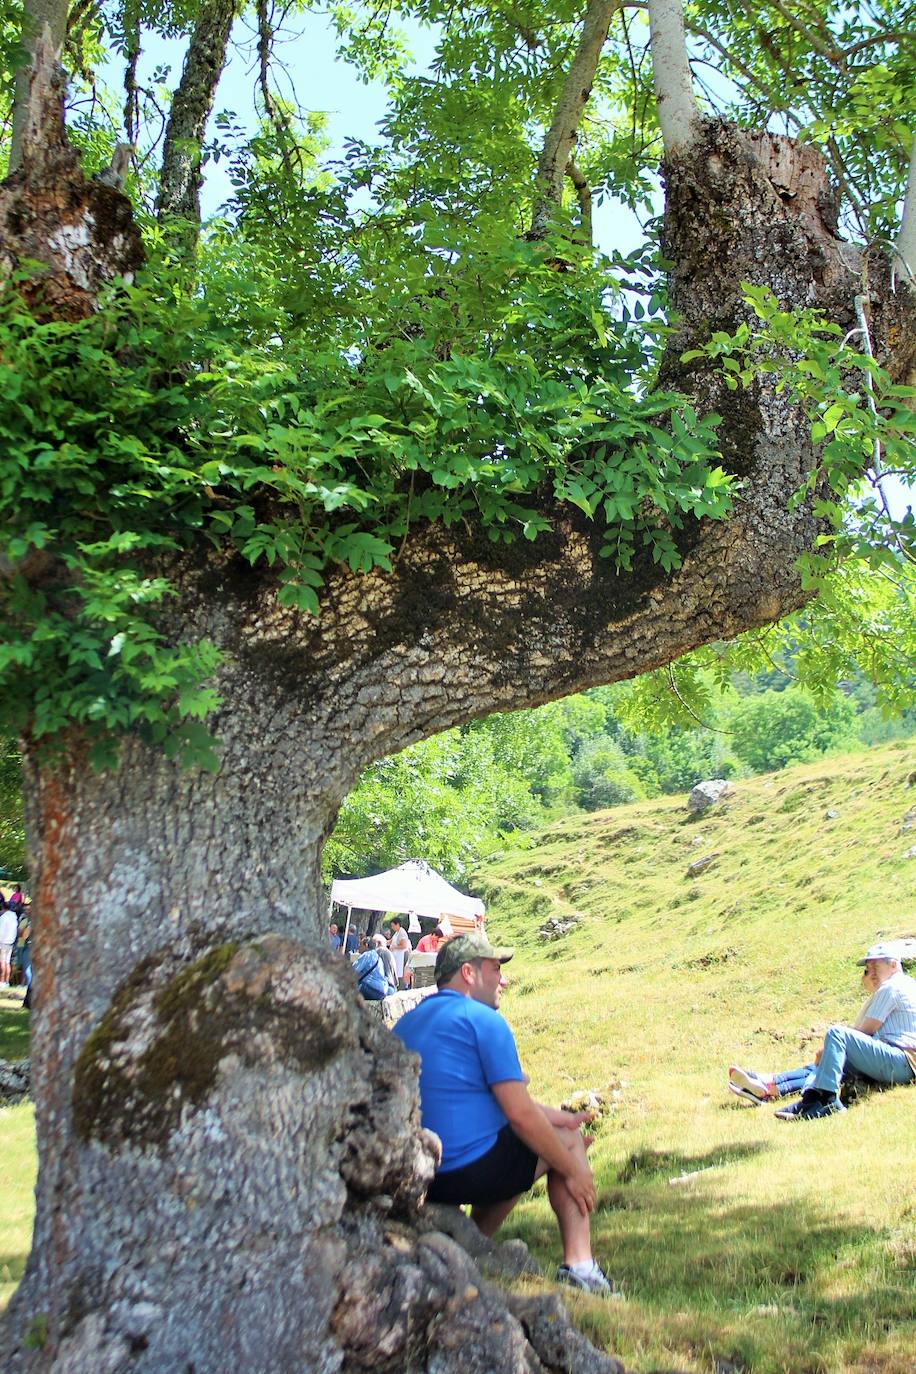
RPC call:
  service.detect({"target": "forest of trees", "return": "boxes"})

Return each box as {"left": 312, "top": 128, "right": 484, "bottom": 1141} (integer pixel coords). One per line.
{"left": 326, "top": 662, "right": 916, "bottom": 880}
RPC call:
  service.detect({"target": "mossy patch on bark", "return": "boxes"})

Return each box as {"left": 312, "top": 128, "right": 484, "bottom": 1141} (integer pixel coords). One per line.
{"left": 73, "top": 939, "right": 341, "bottom": 1150}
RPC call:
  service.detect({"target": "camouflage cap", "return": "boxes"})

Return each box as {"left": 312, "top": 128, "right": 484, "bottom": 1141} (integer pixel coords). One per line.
{"left": 435, "top": 931, "right": 514, "bottom": 985}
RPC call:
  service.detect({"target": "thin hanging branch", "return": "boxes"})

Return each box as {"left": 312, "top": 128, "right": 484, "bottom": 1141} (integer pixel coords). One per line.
{"left": 529, "top": 0, "right": 621, "bottom": 239}
{"left": 255, "top": 0, "right": 307, "bottom": 179}
{"left": 156, "top": 0, "right": 237, "bottom": 230}
{"left": 66, "top": 0, "right": 96, "bottom": 34}
{"left": 256, "top": 0, "right": 282, "bottom": 127}
{"left": 122, "top": 0, "right": 141, "bottom": 147}
{"left": 647, "top": 0, "right": 702, "bottom": 156}
{"left": 765, "top": 0, "right": 845, "bottom": 71}
{"left": 66, "top": 0, "right": 100, "bottom": 77}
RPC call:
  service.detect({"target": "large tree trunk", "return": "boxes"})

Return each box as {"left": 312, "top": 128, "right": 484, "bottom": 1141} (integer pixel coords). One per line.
{"left": 6, "top": 651, "right": 629, "bottom": 1374}
{"left": 3, "top": 45, "right": 915, "bottom": 1374}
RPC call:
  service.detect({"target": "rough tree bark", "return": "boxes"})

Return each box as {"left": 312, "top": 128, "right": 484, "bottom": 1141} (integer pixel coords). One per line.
{"left": 155, "top": 0, "right": 237, "bottom": 225}
{"left": 7, "top": 0, "right": 68, "bottom": 173}
{"left": 3, "top": 28, "right": 916, "bottom": 1374}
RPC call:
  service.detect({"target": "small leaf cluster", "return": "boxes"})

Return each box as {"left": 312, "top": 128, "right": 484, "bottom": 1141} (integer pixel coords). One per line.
{"left": 681, "top": 282, "right": 916, "bottom": 578}
{"left": 0, "top": 273, "right": 224, "bottom": 769}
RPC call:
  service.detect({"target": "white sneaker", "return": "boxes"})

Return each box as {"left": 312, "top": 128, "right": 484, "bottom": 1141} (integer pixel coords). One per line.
{"left": 556, "top": 1262, "right": 622, "bottom": 1297}
{"left": 728, "top": 1066, "right": 770, "bottom": 1102}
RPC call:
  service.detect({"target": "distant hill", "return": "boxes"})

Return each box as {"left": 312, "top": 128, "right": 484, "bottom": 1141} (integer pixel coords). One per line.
{"left": 471, "top": 739, "right": 916, "bottom": 1373}
{"left": 478, "top": 740, "right": 916, "bottom": 1076}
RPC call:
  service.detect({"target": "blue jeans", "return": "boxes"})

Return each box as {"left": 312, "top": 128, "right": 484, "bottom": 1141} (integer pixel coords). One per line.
{"left": 773, "top": 1064, "right": 817, "bottom": 1097}
{"left": 812, "top": 1025, "right": 915, "bottom": 1099}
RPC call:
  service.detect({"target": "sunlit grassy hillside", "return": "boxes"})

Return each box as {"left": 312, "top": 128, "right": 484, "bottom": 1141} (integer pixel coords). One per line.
{"left": 477, "top": 739, "right": 916, "bottom": 1374}
{"left": 2, "top": 741, "right": 914, "bottom": 1369}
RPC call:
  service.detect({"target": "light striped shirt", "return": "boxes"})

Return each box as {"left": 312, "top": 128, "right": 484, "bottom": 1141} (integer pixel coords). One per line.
{"left": 865, "top": 971, "right": 916, "bottom": 1049}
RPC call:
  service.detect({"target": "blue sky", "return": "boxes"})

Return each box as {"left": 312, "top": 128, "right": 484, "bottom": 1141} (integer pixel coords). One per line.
{"left": 132, "top": 9, "right": 650, "bottom": 252}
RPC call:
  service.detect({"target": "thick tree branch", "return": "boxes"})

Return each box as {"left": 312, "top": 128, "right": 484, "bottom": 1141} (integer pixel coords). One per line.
{"left": 529, "top": 0, "right": 620, "bottom": 239}
{"left": 896, "top": 133, "right": 916, "bottom": 292}
{"left": 647, "top": 0, "right": 702, "bottom": 155}
{"left": 156, "top": 0, "right": 236, "bottom": 230}
{"left": 9, "top": 0, "right": 69, "bottom": 172}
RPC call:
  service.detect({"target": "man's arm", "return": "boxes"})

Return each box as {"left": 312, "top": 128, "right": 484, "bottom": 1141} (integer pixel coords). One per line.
{"left": 491, "top": 1080, "right": 596, "bottom": 1215}
{"left": 854, "top": 1016, "right": 883, "bottom": 1036}
{"left": 538, "top": 1103, "right": 594, "bottom": 1129}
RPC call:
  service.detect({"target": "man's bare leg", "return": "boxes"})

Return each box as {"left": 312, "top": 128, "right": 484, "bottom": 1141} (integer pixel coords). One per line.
{"left": 470, "top": 1129, "right": 594, "bottom": 1264}
{"left": 470, "top": 1194, "right": 523, "bottom": 1237}
{"left": 546, "top": 1130, "right": 593, "bottom": 1265}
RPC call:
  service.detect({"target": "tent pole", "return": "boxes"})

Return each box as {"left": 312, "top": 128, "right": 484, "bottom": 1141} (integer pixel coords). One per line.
{"left": 342, "top": 905, "right": 353, "bottom": 956}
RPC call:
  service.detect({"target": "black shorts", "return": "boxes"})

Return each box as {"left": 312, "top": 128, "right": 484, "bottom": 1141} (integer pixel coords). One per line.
{"left": 427, "top": 1124, "right": 539, "bottom": 1207}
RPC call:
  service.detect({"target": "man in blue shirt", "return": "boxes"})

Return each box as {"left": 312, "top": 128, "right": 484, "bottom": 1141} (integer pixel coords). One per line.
{"left": 395, "top": 931, "right": 616, "bottom": 1295}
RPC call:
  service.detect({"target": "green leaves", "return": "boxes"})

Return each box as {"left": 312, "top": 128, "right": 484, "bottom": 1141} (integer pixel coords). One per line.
{"left": 0, "top": 237, "right": 738, "bottom": 766}
{"left": 680, "top": 285, "right": 916, "bottom": 568}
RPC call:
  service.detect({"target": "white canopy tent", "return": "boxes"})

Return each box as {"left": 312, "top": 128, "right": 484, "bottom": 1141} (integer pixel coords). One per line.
{"left": 329, "top": 859, "right": 485, "bottom": 949}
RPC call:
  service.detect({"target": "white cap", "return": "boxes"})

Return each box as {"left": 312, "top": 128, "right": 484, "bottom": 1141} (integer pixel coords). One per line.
{"left": 856, "top": 942, "right": 902, "bottom": 965}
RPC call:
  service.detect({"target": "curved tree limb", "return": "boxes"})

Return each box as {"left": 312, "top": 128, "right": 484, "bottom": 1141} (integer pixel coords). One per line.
{"left": 156, "top": 0, "right": 237, "bottom": 231}
{"left": 647, "top": 0, "right": 701, "bottom": 155}
{"left": 529, "top": 0, "right": 621, "bottom": 238}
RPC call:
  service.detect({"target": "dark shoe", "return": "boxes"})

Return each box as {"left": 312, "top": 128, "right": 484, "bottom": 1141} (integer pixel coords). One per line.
{"left": 774, "top": 1099, "right": 803, "bottom": 1120}
{"left": 556, "top": 1262, "right": 622, "bottom": 1297}
{"left": 791, "top": 1090, "right": 846, "bottom": 1121}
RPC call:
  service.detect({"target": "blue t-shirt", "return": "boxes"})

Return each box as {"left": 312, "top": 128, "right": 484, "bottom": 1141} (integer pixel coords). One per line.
{"left": 394, "top": 988, "right": 525, "bottom": 1170}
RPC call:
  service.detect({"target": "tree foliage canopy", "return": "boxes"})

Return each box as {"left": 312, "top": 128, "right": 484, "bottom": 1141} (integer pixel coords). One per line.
{"left": 0, "top": 0, "right": 914, "bottom": 764}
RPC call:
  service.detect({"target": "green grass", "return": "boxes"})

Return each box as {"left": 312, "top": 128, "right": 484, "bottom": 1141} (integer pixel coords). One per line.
{"left": 0, "top": 986, "right": 35, "bottom": 1316}
{"left": 1, "top": 741, "right": 914, "bottom": 1366}
{"left": 477, "top": 740, "right": 916, "bottom": 1372}
{"left": 0, "top": 990, "right": 31, "bottom": 1062}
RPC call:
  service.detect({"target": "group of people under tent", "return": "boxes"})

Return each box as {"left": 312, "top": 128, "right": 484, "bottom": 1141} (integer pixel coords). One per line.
{"left": 329, "top": 911, "right": 466, "bottom": 999}
{"left": 390, "top": 932, "right": 916, "bottom": 1297}
{"left": 348, "top": 920, "right": 452, "bottom": 1000}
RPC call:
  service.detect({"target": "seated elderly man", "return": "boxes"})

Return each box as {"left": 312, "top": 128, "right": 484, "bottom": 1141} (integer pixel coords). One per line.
{"left": 394, "top": 931, "right": 616, "bottom": 1295}
{"left": 729, "top": 942, "right": 916, "bottom": 1120}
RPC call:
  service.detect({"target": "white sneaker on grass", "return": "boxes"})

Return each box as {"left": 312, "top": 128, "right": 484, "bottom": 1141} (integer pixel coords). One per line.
{"left": 728, "top": 1066, "right": 770, "bottom": 1103}
{"left": 556, "top": 1262, "right": 622, "bottom": 1297}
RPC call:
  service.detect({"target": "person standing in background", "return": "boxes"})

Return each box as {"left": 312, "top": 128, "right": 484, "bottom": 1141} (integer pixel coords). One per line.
{"left": 0, "top": 901, "right": 17, "bottom": 986}
{"left": 387, "top": 917, "right": 413, "bottom": 989}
